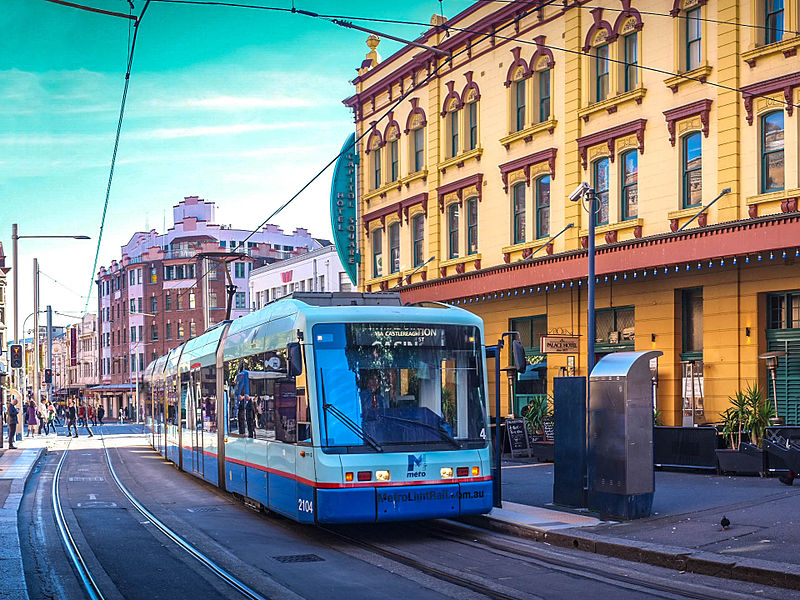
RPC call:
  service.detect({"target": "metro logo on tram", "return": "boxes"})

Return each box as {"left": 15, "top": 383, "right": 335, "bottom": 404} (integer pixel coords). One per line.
{"left": 407, "top": 454, "right": 427, "bottom": 478}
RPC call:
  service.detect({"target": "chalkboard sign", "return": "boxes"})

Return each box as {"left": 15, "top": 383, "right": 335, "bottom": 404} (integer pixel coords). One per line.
{"left": 505, "top": 418, "right": 531, "bottom": 458}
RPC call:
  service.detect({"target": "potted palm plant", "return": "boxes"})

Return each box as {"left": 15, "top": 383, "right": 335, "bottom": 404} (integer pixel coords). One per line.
{"left": 715, "top": 384, "right": 773, "bottom": 475}
{"left": 524, "top": 395, "right": 554, "bottom": 462}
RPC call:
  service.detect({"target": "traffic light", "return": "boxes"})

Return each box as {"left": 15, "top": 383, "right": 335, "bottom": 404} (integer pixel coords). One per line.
{"left": 10, "top": 344, "right": 23, "bottom": 369}
{"left": 44, "top": 368, "right": 53, "bottom": 384}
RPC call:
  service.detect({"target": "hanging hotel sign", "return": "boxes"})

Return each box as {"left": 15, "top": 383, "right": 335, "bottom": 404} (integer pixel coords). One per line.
{"left": 330, "top": 132, "right": 359, "bottom": 286}
{"left": 540, "top": 336, "right": 580, "bottom": 354}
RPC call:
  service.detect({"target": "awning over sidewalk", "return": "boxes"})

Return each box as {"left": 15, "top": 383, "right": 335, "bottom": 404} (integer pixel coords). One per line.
{"left": 86, "top": 384, "right": 135, "bottom": 392}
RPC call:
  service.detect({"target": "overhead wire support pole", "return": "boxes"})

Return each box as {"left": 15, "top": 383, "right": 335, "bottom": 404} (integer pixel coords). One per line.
{"left": 521, "top": 223, "right": 574, "bottom": 262}
{"left": 678, "top": 188, "right": 732, "bottom": 232}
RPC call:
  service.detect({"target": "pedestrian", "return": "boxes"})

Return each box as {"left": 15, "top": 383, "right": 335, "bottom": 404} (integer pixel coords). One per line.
{"left": 37, "top": 403, "right": 47, "bottom": 435}
{"left": 67, "top": 400, "right": 78, "bottom": 437}
{"left": 26, "top": 400, "right": 38, "bottom": 437}
{"left": 7, "top": 399, "right": 19, "bottom": 449}
{"left": 53, "top": 404, "right": 62, "bottom": 426}
{"left": 48, "top": 404, "right": 56, "bottom": 435}
{"left": 88, "top": 403, "right": 96, "bottom": 426}
{"left": 97, "top": 404, "right": 105, "bottom": 425}
{"left": 78, "top": 402, "right": 86, "bottom": 427}
{"left": 245, "top": 395, "right": 256, "bottom": 438}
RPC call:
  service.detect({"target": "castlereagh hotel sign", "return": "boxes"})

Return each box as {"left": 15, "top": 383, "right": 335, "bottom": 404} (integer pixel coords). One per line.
{"left": 330, "top": 132, "right": 358, "bottom": 286}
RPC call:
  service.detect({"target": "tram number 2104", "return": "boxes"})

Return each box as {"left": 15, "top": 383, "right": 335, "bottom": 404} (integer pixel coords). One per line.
{"left": 298, "top": 498, "right": 314, "bottom": 514}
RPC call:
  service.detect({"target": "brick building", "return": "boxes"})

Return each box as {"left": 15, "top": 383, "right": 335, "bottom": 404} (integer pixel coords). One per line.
{"left": 92, "top": 196, "right": 325, "bottom": 417}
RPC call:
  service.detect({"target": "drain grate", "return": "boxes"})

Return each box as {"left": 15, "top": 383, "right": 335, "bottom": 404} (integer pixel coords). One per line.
{"left": 272, "top": 554, "right": 325, "bottom": 563}
{"left": 187, "top": 506, "right": 221, "bottom": 513}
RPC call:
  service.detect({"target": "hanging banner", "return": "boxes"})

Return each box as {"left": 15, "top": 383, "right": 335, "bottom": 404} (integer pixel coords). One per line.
{"left": 330, "top": 132, "right": 359, "bottom": 286}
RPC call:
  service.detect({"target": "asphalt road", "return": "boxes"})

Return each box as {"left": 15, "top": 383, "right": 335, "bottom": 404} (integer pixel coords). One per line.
{"left": 16, "top": 431, "right": 794, "bottom": 599}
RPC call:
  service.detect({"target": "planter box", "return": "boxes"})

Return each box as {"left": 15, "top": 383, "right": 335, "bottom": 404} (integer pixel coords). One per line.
{"left": 715, "top": 448, "right": 764, "bottom": 476}
{"left": 530, "top": 441, "right": 554, "bottom": 462}
{"left": 654, "top": 426, "right": 719, "bottom": 470}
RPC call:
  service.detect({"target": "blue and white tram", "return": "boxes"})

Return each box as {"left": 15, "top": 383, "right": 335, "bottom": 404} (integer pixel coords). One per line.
{"left": 140, "top": 292, "right": 493, "bottom": 523}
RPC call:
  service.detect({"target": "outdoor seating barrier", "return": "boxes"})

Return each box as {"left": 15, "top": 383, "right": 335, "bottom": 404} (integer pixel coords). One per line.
{"left": 653, "top": 425, "right": 719, "bottom": 470}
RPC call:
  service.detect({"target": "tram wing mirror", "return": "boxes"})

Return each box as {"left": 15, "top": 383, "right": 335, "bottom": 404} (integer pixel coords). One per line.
{"left": 511, "top": 340, "right": 527, "bottom": 374}
{"left": 287, "top": 342, "right": 303, "bottom": 377}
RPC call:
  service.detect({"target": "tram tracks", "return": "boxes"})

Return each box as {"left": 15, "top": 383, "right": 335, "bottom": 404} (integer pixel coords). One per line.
{"left": 320, "top": 520, "right": 767, "bottom": 600}
{"left": 51, "top": 428, "right": 270, "bottom": 600}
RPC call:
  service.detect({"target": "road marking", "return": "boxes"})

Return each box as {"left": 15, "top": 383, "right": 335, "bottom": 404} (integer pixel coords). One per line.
{"left": 89, "top": 494, "right": 97, "bottom": 500}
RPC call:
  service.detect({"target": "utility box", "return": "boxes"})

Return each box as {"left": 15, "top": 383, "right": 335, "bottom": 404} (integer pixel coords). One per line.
{"left": 553, "top": 377, "right": 586, "bottom": 508}
{"left": 588, "top": 351, "right": 662, "bottom": 520}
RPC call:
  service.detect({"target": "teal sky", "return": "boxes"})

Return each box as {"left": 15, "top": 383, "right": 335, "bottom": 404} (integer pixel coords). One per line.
{"left": 1, "top": 0, "right": 460, "bottom": 332}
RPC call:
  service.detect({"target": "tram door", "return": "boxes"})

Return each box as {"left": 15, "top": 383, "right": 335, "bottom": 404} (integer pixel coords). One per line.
{"left": 190, "top": 373, "right": 204, "bottom": 476}
{"left": 155, "top": 381, "right": 165, "bottom": 454}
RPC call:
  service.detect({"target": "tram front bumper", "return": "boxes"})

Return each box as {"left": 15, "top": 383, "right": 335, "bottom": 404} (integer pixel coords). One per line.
{"left": 315, "top": 479, "right": 493, "bottom": 523}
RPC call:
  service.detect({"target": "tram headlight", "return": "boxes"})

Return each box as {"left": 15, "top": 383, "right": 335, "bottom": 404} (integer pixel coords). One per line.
{"left": 440, "top": 467, "right": 454, "bottom": 479}
{"left": 345, "top": 472, "right": 354, "bottom": 482}
{"left": 472, "top": 466, "right": 480, "bottom": 476}
{"left": 376, "top": 470, "right": 391, "bottom": 481}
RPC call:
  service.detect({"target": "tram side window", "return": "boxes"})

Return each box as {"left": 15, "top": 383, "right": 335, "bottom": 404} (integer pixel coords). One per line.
{"left": 224, "top": 348, "right": 307, "bottom": 444}
{"left": 200, "top": 365, "right": 218, "bottom": 433}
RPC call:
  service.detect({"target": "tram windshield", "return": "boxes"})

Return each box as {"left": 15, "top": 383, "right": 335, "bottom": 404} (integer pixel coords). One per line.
{"left": 313, "top": 323, "right": 487, "bottom": 452}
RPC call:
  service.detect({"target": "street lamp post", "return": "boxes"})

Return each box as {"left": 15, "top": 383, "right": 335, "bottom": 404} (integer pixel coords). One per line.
{"left": 11, "top": 224, "right": 90, "bottom": 404}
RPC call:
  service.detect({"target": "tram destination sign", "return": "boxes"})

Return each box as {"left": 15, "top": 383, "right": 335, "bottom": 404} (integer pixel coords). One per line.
{"left": 330, "top": 132, "right": 358, "bottom": 286}
{"left": 540, "top": 335, "right": 580, "bottom": 354}
{"left": 353, "top": 325, "right": 445, "bottom": 348}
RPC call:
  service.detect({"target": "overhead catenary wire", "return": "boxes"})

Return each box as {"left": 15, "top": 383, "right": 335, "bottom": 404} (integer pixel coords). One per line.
{"left": 151, "top": 0, "right": 800, "bottom": 113}
{"left": 40, "top": 270, "right": 88, "bottom": 299}
{"left": 41, "top": 0, "right": 138, "bottom": 20}
{"left": 83, "top": 0, "right": 151, "bottom": 314}
{"left": 162, "top": 0, "right": 561, "bottom": 306}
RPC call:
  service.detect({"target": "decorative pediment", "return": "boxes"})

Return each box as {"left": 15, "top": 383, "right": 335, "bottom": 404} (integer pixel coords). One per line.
{"left": 499, "top": 148, "right": 557, "bottom": 192}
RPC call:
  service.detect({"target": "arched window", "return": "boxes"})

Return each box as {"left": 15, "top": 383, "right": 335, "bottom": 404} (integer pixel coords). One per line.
{"left": 385, "top": 124, "right": 400, "bottom": 183}
{"left": 412, "top": 214, "right": 425, "bottom": 267}
{"left": 413, "top": 127, "right": 425, "bottom": 172}
{"left": 595, "top": 44, "right": 610, "bottom": 102}
{"left": 514, "top": 77, "right": 527, "bottom": 131}
{"left": 367, "top": 129, "right": 383, "bottom": 190}
{"left": 682, "top": 132, "right": 702, "bottom": 208}
{"left": 448, "top": 203, "right": 460, "bottom": 259}
{"left": 537, "top": 68, "right": 551, "bottom": 122}
{"left": 462, "top": 73, "right": 481, "bottom": 150}
{"left": 761, "top": 111, "right": 784, "bottom": 193}
{"left": 448, "top": 108, "right": 460, "bottom": 158}
{"left": 466, "top": 197, "right": 478, "bottom": 255}
{"left": 389, "top": 222, "right": 400, "bottom": 274}
{"left": 593, "top": 158, "right": 610, "bottom": 225}
{"left": 623, "top": 32, "right": 638, "bottom": 91}
{"left": 405, "top": 98, "right": 427, "bottom": 172}
{"left": 372, "top": 146, "right": 382, "bottom": 190}
{"left": 621, "top": 150, "right": 638, "bottom": 220}
{"left": 512, "top": 183, "right": 526, "bottom": 244}
{"left": 535, "top": 176, "right": 550, "bottom": 239}
{"left": 466, "top": 99, "right": 478, "bottom": 150}
{"left": 372, "top": 228, "right": 383, "bottom": 278}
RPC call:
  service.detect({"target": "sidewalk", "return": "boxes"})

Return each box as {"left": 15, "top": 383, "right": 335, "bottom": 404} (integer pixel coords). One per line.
{"left": 0, "top": 441, "right": 45, "bottom": 600}
{"left": 465, "top": 459, "right": 800, "bottom": 591}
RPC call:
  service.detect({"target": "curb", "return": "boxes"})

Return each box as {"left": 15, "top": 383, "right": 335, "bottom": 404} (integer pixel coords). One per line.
{"left": 0, "top": 447, "right": 44, "bottom": 600}
{"left": 463, "top": 513, "right": 800, "bottom": 591}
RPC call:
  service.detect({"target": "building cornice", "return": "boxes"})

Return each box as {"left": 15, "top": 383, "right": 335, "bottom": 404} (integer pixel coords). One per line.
{"left": 397, "top": 213, "right": 800, "bottom": 303}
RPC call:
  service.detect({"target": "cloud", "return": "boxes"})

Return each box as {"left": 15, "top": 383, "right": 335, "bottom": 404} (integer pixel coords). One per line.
{"left": 151, "top": 95, "right": 324, "bottom": 111}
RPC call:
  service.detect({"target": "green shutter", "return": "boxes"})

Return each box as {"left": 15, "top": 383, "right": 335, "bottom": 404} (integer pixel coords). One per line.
{"left": 767, "top": 330, "right": 800, "bottom": 425}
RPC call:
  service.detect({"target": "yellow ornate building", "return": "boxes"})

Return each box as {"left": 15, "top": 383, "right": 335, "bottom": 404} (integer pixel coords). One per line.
{"left": 344, "top": 1, "right": 800, "bottom": 426}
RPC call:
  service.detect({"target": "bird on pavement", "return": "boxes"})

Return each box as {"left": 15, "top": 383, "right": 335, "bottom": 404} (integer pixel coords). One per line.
{"left": 720, "top": 516, "right": 731, "bottom": 530}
